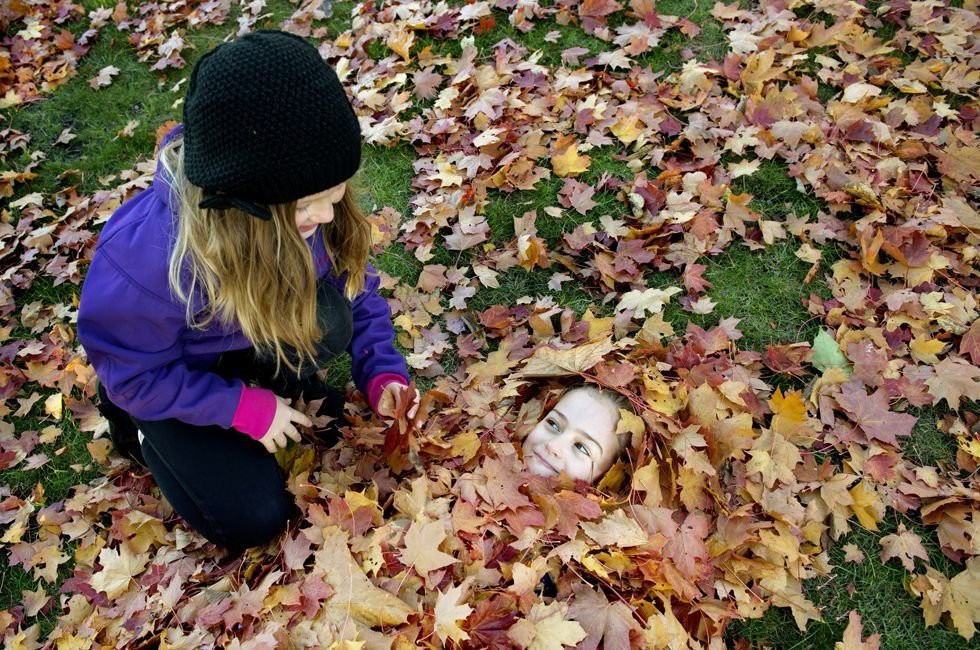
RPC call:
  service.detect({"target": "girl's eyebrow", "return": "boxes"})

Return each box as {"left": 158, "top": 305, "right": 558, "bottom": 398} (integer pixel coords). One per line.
{"left": 552, "top": 409, "right": 605, "bottom": 454}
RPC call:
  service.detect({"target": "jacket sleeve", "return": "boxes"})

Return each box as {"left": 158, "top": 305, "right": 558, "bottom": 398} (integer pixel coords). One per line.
{"left": 77, "top": 252, "right": 274, "bottom": 438}
{"left": 346, "top": 264, "right": 410, "bottom": 397}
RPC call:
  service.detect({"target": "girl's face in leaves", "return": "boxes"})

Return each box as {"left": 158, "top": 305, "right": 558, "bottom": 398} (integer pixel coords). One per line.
{"left": 522, "top": 389, "right": 621, "bottom": 483}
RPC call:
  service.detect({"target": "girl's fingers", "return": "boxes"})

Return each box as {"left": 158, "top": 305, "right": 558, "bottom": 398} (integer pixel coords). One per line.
{"left": 407, "top": 389, "right": 420, "bottom": 418}
{"left": 285, "top": 424, "right": 301, "bottom": 443}
{"left": 289, "top": 408, "right": 313, "bottom": 428}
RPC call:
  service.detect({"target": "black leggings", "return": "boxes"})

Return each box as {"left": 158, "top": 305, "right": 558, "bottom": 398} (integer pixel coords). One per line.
{"left": 100, "top": 281, "right": 353, "bottom": 552}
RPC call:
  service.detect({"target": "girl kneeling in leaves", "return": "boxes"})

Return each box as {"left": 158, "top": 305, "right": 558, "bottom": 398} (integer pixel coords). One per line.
{"left": 522, "top": 385, "right": 631, "bottom": 484}
{"left": 78, "top": 30, "right": 418, "bottom": 553}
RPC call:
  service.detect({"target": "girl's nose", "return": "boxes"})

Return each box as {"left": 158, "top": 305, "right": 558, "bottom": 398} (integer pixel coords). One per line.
{"left": 545, "top": 439, "right": 563, "bottom": 459}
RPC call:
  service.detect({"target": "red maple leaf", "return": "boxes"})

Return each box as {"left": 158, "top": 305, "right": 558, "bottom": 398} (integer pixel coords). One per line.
{"left": 835, "top": 382, "right": 917, "bottom": 447}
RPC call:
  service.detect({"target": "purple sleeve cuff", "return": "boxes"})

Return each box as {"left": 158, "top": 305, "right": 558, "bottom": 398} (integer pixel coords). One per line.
{"left": 366, "top": 373, "right": 408, "bottom": 415}
{"left": 231, "top": 386, "right": 277, "bottom": 440}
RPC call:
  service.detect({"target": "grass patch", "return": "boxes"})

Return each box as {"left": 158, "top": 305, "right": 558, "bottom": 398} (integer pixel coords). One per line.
{"left": 903, "top": 406, "right": 962, "bottom": 468}
{"left": 636, "top": 0, "right": 729, "bottom": 69}
{"left": 1, "top": 413, "right": 102, "bottom": 502}
{"left": 466, "top": 266, "right": 597, "bottom": 315}
{"left": 652, "top": 241, "right": 826, "bottom": 351}
{"left": 358, "top": 142, "right": 418, "bottom": 216}
{"left": 732, "top": 159, "right": 824, "bottom": 219}
{"left": 6, "top": 0, "right": 303, "bottom": 200}
{"left": 728, "top": 517, "right": 973, "bottom": 650}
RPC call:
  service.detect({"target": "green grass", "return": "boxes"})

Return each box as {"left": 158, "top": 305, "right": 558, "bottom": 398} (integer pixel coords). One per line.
{"left": 732, "top": 159, "right": 824, "bottom": 219}
{"left": 651, "top": 241, "right": 828, "bottom": 352}
{"left": 728, "top": 516, "right": 974, "bottom": 650}
{"left": 466, "top": 266, "right": 597, "bottom": 315}
{"left": 903, "top": 405, "right": 967, "bottom": 469}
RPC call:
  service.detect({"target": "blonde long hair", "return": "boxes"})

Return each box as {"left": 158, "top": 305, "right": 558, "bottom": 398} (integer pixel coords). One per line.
{"left": 160, "top": 135, "right": 373, "bottom": 375}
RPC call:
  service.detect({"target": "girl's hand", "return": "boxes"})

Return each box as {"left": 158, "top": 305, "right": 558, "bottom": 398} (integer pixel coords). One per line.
{"left": 377, "top": 382, "right": 420, "bottom": 420}
{"left": 258, "top": 395, "right": 312, "bottom": 454}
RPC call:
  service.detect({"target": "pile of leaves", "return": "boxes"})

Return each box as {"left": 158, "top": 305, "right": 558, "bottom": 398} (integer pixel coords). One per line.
{"left": 2, "top": 0, "right": 978, "bottom": 647}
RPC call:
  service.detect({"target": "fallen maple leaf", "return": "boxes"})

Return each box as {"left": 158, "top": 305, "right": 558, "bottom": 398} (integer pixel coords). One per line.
{"left": 568, "top": 584, "right": 640, "bottom": 650}
{"left": 400, "top": 517, "right": 458, "bottom": 576}
{"left": 812, "top": 329, "right": 849, "bottom": 372}
{"left": 616, "top": 286, "right": 682, "bottom": 318}
{"left": 926, "top": 356, "right": 980, "bottom": 410}
{"left": 507, "top": 601, "right": 587, "bottom": 650}
{"left": 836, "top": 610, "right": 881, "bottom": 650}
{"left": 580, "top": 509, "right": 648, "bottom": 548}
{"left": 880, "top": 524, "right": 929, "bottom": 572}
{"left": 551, "top": 134, "right": 591, "bottom": 177}
{"left": 89, "top": 546, "right": 149, "bottom": 599}
{"left": 519, "top": 337, "right": 617, "bottom": 377}
{"left": 836, "top": 382, "right": 916, "bottom": 447}
{"left": 434, "top": 581, "right": 473, "bottom": 644}
{"left": 960, "top": 320, "right": 980, "bottom": 365}
{"left": 314, "top": 526, "right": 413, "bottom": 628}
{"left": 88, "top": 65, "right": 119, "bottom": 89}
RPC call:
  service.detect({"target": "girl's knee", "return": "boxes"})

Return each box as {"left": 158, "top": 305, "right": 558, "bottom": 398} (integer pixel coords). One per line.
{"left": 213, "top": 491, "right": 294, "bottom": 550}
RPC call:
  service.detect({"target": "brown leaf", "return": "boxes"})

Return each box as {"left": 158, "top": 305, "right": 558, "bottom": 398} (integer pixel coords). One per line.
{"left": 879, "top": 524, "right": 929, "bottom": 572}
{"left": 926, "top": 357, "right": 980, "bottom": 410}
{"left": 836, "top": 383, "right": 916, "bottom": 446}
{"left": 519, "top": 337, "right": 617, "bottom": 377}
{"left": 836, "top": 610, "right": 881, "bottom": 650}
{"left": 568, "top": 584, "right": 640, "bottom": 650}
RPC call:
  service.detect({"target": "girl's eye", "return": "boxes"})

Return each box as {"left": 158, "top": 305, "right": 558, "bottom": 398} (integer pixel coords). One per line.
{"left": 547, "top": 419, "right": 559, "bottom": 430}
{"left": 574, "top": 441, "right": 591, "bottom": 456}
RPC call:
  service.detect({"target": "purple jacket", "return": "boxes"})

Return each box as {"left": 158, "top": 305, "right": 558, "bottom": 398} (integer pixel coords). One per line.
{"left": 77, "top": 125, "right": 408, "bottom": 439}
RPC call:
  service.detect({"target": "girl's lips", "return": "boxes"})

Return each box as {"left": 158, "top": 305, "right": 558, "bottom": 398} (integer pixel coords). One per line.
{"left": 534, "top": 451, "right": 560, "bottom": 475}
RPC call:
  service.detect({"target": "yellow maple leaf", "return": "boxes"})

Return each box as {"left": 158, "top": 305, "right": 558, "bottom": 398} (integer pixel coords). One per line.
{"left": 385, "top": 27, "right": 414, "bottom": 61}
{"left": 769, "top": 388, "right": 812, "bottom": 443}
{"left": 909, "top": 337, "right": 947, "bottom": 364}
{"left": 466, "top": 348, "right": 519, "bottom": 385}
{"left": 400, "top": 518, "right": 458, "bottom": 575}
{"left": 507, "top": 601, "right": 587, "bottom": 650}
{"left": 450, "top": 430, "right": 481, "bottom": 462}
{"left": 580, "top": 509, "right": 648, "bottom": 548}
{"left": 643, "top": 596, "right": 693, "bottom": 649}
{"left": 90, "top": 546, "right": 149, "bottom": 599}
{"left": 520, "top": 337, "right": 616, "bottom": 377}
{"left": 117, "top": 510, "right": 168, "bottom": 554}
{"left": 945, "top": 558, "right": 980, "bottom": 640}
{"left": 44, "top": 393, "right": 62, "bottom": 420}
{"left": 769, "top": 387, "right": 806, "bottom": 421}
{"left": 315, "top": 527, "right": 414, "bottom": 628}
{"left": 746, "top": 430, "right": 801, "bottom": 488}
{"left": 434, "top": 582, "right": 473, "bottom": 644}
{"left": 848, "top": 481, "right": 882, "bottom": 531}
{"left": 551, "top": 135, "right": 591, "bottom": 177}
{"left": 611, "top": 114, "right": 643, "bottom": 145}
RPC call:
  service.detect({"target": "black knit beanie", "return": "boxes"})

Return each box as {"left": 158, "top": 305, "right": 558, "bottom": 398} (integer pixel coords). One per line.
{"left": 182, "top": 30, "right": 361, "bottom": 220}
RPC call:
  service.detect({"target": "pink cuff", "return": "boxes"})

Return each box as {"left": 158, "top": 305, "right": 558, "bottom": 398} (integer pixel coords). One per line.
{"left": 366, "top": 373, "right": 408, "bottom": 415}
{"left": 231, "top": 386, "right": 277, "bottom": 440}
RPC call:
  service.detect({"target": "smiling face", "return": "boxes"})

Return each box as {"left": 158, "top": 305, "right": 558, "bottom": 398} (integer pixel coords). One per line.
{"left": 294, "top": 181, "right": 347, "bottom": 238}
{"left": 522, "top": 388, "right": 623, "bottom": 483}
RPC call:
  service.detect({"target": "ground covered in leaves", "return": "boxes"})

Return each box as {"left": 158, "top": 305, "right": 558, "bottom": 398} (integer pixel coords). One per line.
{"left": 1, "top": 0, "right": 979, "bottom": 648}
